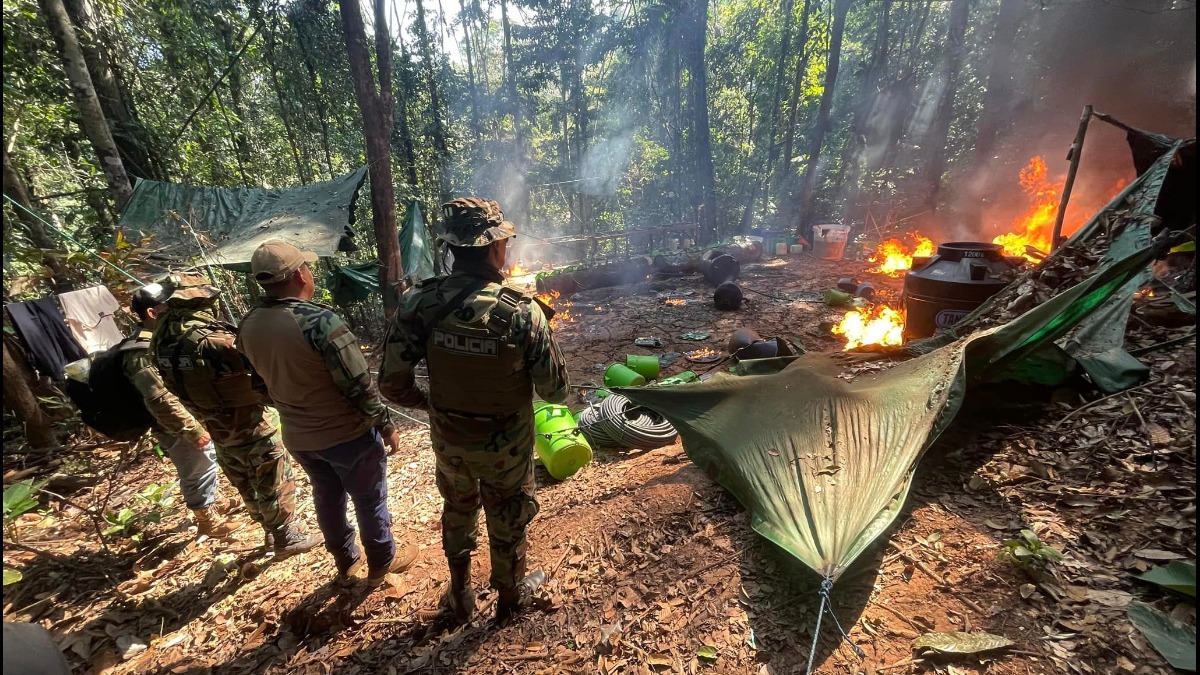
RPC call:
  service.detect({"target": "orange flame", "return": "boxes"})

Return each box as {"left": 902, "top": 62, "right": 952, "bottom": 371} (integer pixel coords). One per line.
{"left": 505, "top": 261, "right": 531, "bottom": 277}
{"left": 992, "top": 156, "right": 1060, "bottom": 260}
{"left": 869, "top": 234, "right": 935, "bottom": 276}
{"left": 535, "top": 289, "right": 573, "bottom": 328}
{"left": 833, "top": 303, "right": 905, "bottom": 350}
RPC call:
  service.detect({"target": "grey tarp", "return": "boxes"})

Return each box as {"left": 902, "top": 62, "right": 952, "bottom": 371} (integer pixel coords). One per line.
{"left": 617, "top": 146, "right": 1176, "bottom": 582}
{"left": 118, "top": 167, "right": 367, "bottom": 267}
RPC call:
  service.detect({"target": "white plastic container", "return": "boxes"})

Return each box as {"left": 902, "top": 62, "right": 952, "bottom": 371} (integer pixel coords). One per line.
{"left": 811, "top": 223, "right": 851, "bottom": 260}
{"left": 775, "top": 242, "right": 789, "bottom": 255}
{"left": 789, "top": 244, "right": 804, "bottom": 254}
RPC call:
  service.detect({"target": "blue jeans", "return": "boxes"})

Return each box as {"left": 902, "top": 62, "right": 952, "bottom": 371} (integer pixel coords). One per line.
{"left": 290, "top": 430, "right": 395, "bottom": 573}
{"left": 161, "top": 436, "right": 219, "bottom": 510}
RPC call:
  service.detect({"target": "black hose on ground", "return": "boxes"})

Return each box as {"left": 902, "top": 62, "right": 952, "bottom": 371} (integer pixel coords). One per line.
{"left": 576, "top": 393, "right": 679, "bottom": 451}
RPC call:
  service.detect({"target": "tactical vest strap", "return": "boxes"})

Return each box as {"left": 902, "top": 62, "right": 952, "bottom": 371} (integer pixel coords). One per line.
{"left": 487, "top": 287, "right": 523, "bottom": 336}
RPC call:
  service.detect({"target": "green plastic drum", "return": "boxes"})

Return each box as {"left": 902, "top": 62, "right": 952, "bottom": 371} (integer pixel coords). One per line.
{"left": 625, "top": 354, "right": 661, "bottom": 380}
{"left": 531, "top": 402, "right": 593, "bottom": 481}
{"left": 604, "top": 363, "right": 646, "bottom": 387}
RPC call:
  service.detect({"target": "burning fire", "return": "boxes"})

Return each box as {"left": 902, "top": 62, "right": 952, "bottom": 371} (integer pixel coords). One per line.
{"left": 664, "top": 298, "right": 687, "bottom": 307}
{"left": 535, "top": 289, "right": 574, "bottom": 328}
{"left": 833, "top": 303, "right": 905, "bottom": 350}
{"left": 869, "top": 235, "right": 935, "bottom": 276}
{"left": 992, "top": 156, "right": 1060, "bottom": 259}
{"left": 505, "top": 261, "right": 531, "bottom": 277}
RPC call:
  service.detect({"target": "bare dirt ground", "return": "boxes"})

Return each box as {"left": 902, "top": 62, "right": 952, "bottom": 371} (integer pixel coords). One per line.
{"left": 2, "top": 254, "right": 1195, "bottom": 675}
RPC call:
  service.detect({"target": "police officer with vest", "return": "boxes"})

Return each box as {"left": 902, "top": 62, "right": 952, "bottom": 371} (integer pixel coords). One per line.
{"left": 379, "top": 197, "right": 569, "bottom": 626}
{"left": 149, "top": 274, "right": 320, "bottom": 558}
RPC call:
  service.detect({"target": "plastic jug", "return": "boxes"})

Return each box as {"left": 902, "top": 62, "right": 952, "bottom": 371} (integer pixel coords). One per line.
{"left": 604, "top": 363, "right": 646, "bottom": 387}
{"left": 532, "top": 402, "right": 593, "bottom": 480}
{"left": 625, "top": 354, "right": 661, "bottom": 380}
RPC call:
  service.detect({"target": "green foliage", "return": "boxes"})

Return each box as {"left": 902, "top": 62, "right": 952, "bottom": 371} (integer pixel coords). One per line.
{"left": 3, "top": 479, "right": 46, "bottom": 530}
{"left": 3, "top": 567, "right": 23, "bottom": 585}
{"left": 102, "top": 481, "right": 178, "bottom": 540}
{"left": 1000, "top": 529, "right": 1064, "bottom": 570}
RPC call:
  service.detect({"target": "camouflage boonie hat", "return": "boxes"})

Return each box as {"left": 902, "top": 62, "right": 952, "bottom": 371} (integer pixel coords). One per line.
{"left": 437, "top": 197, "right": 516, "bottom": 247}
{"left": 163, "top": 272, "right": 220, "bottom": 309}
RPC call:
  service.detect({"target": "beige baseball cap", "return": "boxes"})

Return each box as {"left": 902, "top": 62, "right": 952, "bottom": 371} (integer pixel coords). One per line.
{"left": 251, "top": 240, "right": 318, "bottom": 285}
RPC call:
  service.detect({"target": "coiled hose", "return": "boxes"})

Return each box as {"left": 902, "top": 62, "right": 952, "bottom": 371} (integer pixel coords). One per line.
{"left": 576, "top": 393, "right": 679, "bottom": 451}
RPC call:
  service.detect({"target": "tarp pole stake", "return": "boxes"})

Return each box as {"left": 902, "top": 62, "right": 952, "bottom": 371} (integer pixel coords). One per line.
{"left": 805, "top": 577, "right": 864, "bottom": 675}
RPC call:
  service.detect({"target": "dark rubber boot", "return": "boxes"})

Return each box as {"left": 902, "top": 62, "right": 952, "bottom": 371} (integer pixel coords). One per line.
{"left": 419, "top": 558, "right": 476, "bottom": 626}
{"left": 495, "top": 570, "right": 546, "bottom": 624}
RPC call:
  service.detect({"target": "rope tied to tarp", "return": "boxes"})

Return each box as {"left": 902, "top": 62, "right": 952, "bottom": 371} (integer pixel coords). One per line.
{"left": 3, "top": 193, "right": 145, "bottom": 286}
{"left": 805, "top": 577, "right": 865, "bottom": 675}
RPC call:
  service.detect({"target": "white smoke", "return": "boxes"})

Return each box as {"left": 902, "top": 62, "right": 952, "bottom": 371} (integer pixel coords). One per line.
{"left": 579, "top": 129, "right": 636, "bottom": 197}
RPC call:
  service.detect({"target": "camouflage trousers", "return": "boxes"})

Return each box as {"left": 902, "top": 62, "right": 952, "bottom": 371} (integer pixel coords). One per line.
{"left": 431, "top": 412, "right": 539, "bottom": 591}
{"left": 213, "top": 432, "right": 296, "bottom": 532}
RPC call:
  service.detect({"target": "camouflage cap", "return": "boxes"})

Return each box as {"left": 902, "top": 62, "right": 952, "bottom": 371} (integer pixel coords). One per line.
{"left": 162, "top": 272, "right": 220, "bottom": 308}
{"left": 437, "top": 197, "right": 516, "bottom": 247}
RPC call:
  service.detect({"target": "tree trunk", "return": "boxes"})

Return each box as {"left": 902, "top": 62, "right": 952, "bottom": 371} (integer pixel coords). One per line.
{"left": 843, "top": 0, "right": 892, "bottom": 222}
{"left": 2, "top": 339, "right": 57, "bottom": 450}
{"left": 413, "top": 0, "right": 450, "bottom": 201}
{"left": 61, "top": 0, "right": 159, "bottom": 181}
{"left": 459, "top": 0, "right": 483, "bottom": 144}
{"left": 3, "top": 148, "right": 74, "bottom": 292}
{"left": 973, "top": 0, "right": 1023, "bottom": 165}
{"left": 290, "top": 12, "right": 336, "bottom": 178}
{"left": 338, "top": 0, "right": 403, "bottom": 314}
{"left": 38, "top": 0, "right": 132, "bottom": 212}
{"left": 776, "top": 0, "right": 813, "bottom": 208}
{"left": 752, "top": 0, "right": 796, "bottom": 223}
{"left": 794, "top": 0, "right": 852, "bottom": 234}
{"left": 265, "top": 20, "right": 311, "bottom": 184}
{"left": 392, "top": 40, "right": 421, "bottom": 188}
{"left": 683, "top": 0, "right": 718, "bottom": 244}
{"left": 920, "top": 0, "right": 972, "bottom": 213}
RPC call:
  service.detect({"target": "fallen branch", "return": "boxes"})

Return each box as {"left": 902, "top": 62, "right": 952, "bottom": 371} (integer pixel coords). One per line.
{"left": 1052, "top": 381, "right": 1156, "bottom": 430}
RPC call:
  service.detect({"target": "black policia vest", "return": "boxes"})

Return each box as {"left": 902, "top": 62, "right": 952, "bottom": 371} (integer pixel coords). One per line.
{"left": 422, "top": 281, "right": 532, "bottom": 416}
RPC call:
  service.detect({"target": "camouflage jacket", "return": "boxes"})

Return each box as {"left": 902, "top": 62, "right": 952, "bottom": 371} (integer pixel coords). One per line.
{"left": 379, "top": 263, "right": 569, "bottom": 421}
{"left": 121, "top": 330, "right": 207, "bottom": 445}
{"left": 149, "top": 305, "right": 277, "bottom": 447}
{"left": 237, "top": 296, "right": 393, "bottom": 453}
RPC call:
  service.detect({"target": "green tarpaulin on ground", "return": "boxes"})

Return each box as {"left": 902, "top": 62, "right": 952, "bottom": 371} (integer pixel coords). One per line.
{"left": 326, "top": 201, "right": 436, "bottom": 306}
{"left": 118, "top": 167, "right": 367, "bottom": 267}
{"left": 618, "top": 143, "right": 1179, "bottom": 583}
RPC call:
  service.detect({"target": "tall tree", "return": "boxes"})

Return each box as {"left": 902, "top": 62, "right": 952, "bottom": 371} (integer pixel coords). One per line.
{"left": 794, "top": 0, "right": 852, "bottom": 233}
{"left": 775, "top": 0, "right": 813, "bottom": 206}
{"left": 37, "top": 0, "right": 133, "bottom": 211}
{"left": 62, "top": 0, "right": 162, "bottom": 181}
{"left": 741, "top": 0, "right": 797, "bottom": 232}
{"left": 3, "top": 148, "right": 73, "bottom": 291}
{"left": 973, "top": 0, "right": 1023, "bottom": 165}
{"left": 337, "top": 0, "right": 403, "bottom": 314}
{"left": 2, "top": 338, "right": 56, "bottom": 449}
{"left": 919, "top": 0, "right": 972, "bottom": 212}
{"left": 682, "top": 0, "right": 718, "bottom": 242}
{"left": 842, "top": 0, "right": 892, "bottom": 218}
{"left": 412, "top": 0, "right": 450, "bottom": 200}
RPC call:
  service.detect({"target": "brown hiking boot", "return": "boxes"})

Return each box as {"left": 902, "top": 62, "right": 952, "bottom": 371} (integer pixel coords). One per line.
{"left": 495, "top": 570, "right": 547, "bottom": 624}
{"left": 366, "top": 541, "right": 419, "bottom": 587}
{"left": 192, "top": 507, "right": 243, "bottom": 539}
{"left": 272, "top": 524, "right": 322, "bottom": 561}
{"left": 336, "top": 556, "right": 366, "bottom": 587}
{"left": 418, "top": 558, "right": 475, "bottom": 626}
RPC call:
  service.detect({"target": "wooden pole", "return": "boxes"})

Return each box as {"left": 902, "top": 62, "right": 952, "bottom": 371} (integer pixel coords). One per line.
{"left": 1051, "top": 105, "right": 1093, "bottom": 250}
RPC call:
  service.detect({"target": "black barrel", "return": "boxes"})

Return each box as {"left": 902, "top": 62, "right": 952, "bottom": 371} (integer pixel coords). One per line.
{"left": 903, "top": 241, "right": 1023, "bottom": 340}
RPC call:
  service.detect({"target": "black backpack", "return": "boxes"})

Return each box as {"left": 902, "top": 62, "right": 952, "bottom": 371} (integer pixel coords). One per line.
{"left": 63, "top": 337, "right": 155, "bottom": 442}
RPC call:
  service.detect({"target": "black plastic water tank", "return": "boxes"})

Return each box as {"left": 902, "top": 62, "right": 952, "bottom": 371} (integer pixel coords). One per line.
{"left": 903, "top": 241, "right": 1023, "bottom": 340}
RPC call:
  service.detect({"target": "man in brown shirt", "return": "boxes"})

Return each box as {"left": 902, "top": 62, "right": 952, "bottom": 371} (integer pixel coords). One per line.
{"left": 237, "top": 241, "right": 416, "bottom": 586}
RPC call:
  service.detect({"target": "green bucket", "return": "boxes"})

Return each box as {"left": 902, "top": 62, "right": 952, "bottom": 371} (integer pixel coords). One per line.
{"left": 604, "top": 363, "right": 646, "bottom": 387}
{"left": 531, "top": 402, "right": 593, "bottom": 480}
{"left": 625, "top": 354, "right": 660, "bottom": 380}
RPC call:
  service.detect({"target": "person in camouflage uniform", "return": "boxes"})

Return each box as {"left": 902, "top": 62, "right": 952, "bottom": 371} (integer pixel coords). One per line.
{"left": 379, "top": 197, "right": 570, "bottom": 625}
{"left": 148, "top": 273, "right": 320, "bottom": 558}
{"left": 237, "top": 240, "right": 417, "bottom": 586}
{"left": 127, "top": 283, "right": 242, "bottom": 538}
